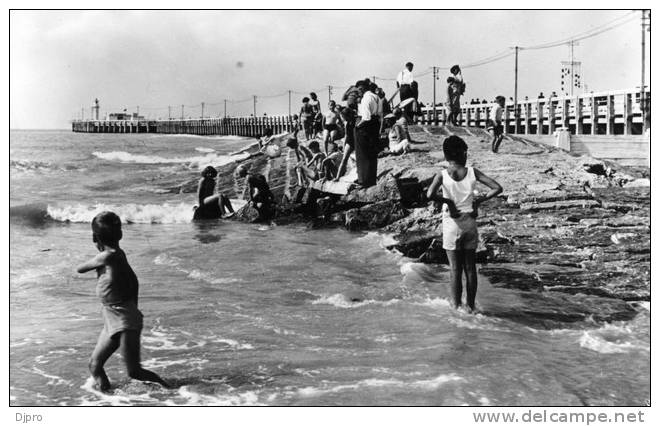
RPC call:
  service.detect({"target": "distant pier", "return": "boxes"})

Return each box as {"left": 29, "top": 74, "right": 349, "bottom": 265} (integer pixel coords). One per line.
{"left": 72, "top": 115, "right": 297, "bottom": 138}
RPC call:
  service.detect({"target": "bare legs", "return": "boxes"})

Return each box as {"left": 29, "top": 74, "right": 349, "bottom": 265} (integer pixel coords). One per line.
{"left": 89, "top": 329, "right": 120, "bottom": 391}
{"left": 203, "top": 194, "right": 234, "bottom": 215}
{"left": 119, "top": 331, "right": 170, "bottom": 388}
{"left": 491, "top": 131, "right": 504, "bottom": 153}
{"left": 334, "top": 144, "right": 354, "bottom": 181}
{"left": 445, "top": 249, "right": 478, "bottom": 311}
{"left": 89, "top": 329, "right": 169, "bottom": 391}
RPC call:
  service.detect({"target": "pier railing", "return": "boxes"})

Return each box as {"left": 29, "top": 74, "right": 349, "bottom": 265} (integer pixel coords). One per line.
{"left": 72, "top": 115, "right": 297, "bottom": 137}
{"left": 417, "top": 87, "right": 650, "bottom": 136}
{"left": 73, "top": 88, "right": 649, "bottom": 138}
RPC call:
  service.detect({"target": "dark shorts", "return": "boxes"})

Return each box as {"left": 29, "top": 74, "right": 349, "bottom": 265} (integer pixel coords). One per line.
{"left": 487, "top": 120, "right": 504, "bottom": 136}
{"left": 324, "top": 123, "right": 338, "bottom": 132}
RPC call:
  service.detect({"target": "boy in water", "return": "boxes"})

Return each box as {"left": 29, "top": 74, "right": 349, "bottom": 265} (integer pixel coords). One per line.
{"left": 77, "top": 211, "right": 169, "bottom": 391}
{"left": 488, "top": 96, "right": 505, "bottom": 153}
{"left": 426, "top": 136, "right": 502, "bottom": 312}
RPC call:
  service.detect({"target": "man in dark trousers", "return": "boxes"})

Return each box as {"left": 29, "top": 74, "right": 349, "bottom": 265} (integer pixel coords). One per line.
{"left": 354, "top": 79, "right": 381, "bottom": 187}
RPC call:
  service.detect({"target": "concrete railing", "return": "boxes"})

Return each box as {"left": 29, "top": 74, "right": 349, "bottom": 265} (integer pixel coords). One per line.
{"left": 417, "top": 87, "right": 650, "bottom": 136}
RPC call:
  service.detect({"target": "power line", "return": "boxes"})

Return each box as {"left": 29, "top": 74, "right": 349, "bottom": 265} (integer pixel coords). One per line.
{"left": 82, "top": 13, "right": 640, "bottom": 117}
{"left": 520, "top": 12, "right": 637, "bottom": 50}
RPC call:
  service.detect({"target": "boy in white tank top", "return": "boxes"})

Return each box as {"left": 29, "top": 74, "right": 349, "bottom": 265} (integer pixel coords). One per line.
{"left": 426, "top": 136, "right": 503, "bottom": 312}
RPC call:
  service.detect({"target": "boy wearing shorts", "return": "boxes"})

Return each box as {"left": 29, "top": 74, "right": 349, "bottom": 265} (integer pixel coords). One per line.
{"left": 77, "top": 211, "right": 169, "bottom": 391}
{"left": 489, "top": 96, "right": 505, "bottom": 153}
{"left": 426, "top": 136, "right": 503, "bottom": 311}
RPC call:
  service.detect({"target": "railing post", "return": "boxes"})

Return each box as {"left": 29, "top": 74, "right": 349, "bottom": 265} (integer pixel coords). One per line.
{"left": 591, "top": 94, "right": 598, "bottom": 135}
{"left": 623, "top": 93, "right": 633, "bottom": 135}
{"left": 465, "top": 106, "right": 471, "bottom": 128}
{"left": 536, "top": 100, "right": 544, "bottom": 135}
{"left": 548, "top": 101, "right": 556, "bottom": 134}
{"left": 605, "top": 94, "right": 614, "bottom": 135}
{"left": 643, "top": 89, "right": 650, "bottom": 133}
{"left": 525, "top": 103, "right": 531, "bottom": 135}
{"left": 575, "top": 96, "right": 583, "bottom": 135}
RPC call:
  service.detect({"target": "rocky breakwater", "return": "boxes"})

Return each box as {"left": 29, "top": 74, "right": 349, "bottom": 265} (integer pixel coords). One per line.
{"left": 210, "top": 127, "right": 649, "bottom": 328}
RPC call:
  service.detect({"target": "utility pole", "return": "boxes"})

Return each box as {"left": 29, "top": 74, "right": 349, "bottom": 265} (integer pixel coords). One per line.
{"left": 641, "top": 9, "right": 649, "bottom": 132}
{"left": 253, "top": 96, "right": 257, "bottom": 116}
{"left": 181, "top": 104, "right": 184, "bottom": 120}
{"left": 432, "top": 66, "right": 437, "bottom": 124}
{"left": 201, "top": 102, "right": 205, "bottom": 119}
{"left": 372, "top": 76, "right": 376, "bottom": 85}
{"left": 81, "top": 107, "right": 84, "bottom": 120}
{"left": 224, "top": 100, "right": 227, "bottom": 118}
{"left": 328, "top": 85, "right": 333, "bottom": 102}
{"left": 168, "top": 106, "right": 171, "bottom": 120}
{"left": 514, "top": 46, "right": 519, "bottom": 133}
{"left": 137, "top": 105, "right": 140, "bottom": 116}
{"left": 288, "top": 90, "right": 292, "bottom": 116}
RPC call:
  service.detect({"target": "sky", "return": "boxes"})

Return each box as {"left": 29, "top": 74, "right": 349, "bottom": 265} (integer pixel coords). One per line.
{"left": 9, "top": 9, "right": 649, "bottom": 129}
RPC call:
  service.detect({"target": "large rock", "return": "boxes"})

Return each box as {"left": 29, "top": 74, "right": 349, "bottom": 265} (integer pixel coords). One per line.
{"left": 479, "top": 262, "right": 649, "bottom": 301}
{"left": 343, "top": 200, "right": 408, "bottom": 231}
{"left": 481, "top": 290, "right": 637, "bottom": 329}
{"left": 339, "top": 174, "right": 422, "bottom": 206}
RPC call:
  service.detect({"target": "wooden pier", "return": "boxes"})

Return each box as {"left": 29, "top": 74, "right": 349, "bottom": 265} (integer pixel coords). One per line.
{"left": 72, "top": 115, "right": 297, "bottom": 138}
{"left": 72, "top": 87, "right": 650, "bottom": 166}
{"left": 71, "top": 119, "right": 157, "bottom": 133}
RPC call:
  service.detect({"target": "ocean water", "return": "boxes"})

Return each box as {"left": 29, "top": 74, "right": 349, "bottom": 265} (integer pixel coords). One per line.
{"left": 9, "top": 130, "right": 650, "bottom": 406}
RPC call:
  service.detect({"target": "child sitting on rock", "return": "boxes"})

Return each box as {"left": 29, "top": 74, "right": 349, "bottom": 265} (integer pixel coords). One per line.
{"left": 320, "top": 140, "right": 343, "bottom": 180}
{"left": 287, "top": 139, "right": 325, "bottom": 186}
{"left": 235, "top": 164, "right": 275, "bottom": 221}
{"left": 426, "top": 135, "right": 502, "bottom": 312}
{"left": 194, "top": 166, "right": 234, "bottom": 220}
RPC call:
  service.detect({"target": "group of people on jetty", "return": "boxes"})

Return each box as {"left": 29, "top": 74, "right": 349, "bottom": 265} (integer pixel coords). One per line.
{"left": 75, "top": 61, "right": 505, "bottom": 392}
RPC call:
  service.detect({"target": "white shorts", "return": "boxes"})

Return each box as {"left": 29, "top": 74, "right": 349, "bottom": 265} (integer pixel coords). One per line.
{"left": 442, "top": 213, "right": 478, "bottom": 251}
{"left": 389, "top": 139, "right": 411, "bottom": 154}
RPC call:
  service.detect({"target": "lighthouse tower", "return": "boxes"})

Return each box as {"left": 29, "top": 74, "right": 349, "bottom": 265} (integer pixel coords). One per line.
{"left": 91, "top": 98, "right": 100, "bottom": 120}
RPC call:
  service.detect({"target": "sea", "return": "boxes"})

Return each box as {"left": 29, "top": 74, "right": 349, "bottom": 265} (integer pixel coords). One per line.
{"left": 9, "top": 129, "right": 650, "bottom": 406}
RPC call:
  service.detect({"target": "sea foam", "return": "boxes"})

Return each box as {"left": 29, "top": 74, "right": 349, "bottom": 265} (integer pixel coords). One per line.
{"left": 47, "top": 202, "right": 194, "bottom": 224}
{"left": 92, "top": 150, "right": 248, "bottom": 169}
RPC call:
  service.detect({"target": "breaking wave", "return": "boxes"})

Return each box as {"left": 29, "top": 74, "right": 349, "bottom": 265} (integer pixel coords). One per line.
{"left": 46, "top": 202, "right": 195, "bottom": 224}
{"left": 92, "top": 151, "right": 248, "bottom": 170}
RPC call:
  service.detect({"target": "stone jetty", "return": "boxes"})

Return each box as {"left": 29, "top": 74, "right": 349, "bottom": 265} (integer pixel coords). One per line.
{"left": 173, "top": 124, "right": 649, "bottom": 328}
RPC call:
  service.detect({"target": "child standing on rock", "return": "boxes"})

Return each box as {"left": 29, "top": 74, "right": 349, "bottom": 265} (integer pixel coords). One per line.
{"left": 426, "top": 136, "right": 502, "bottom": 312}
{"left": 489, "top": 96, "right": 506, "bottom": 153}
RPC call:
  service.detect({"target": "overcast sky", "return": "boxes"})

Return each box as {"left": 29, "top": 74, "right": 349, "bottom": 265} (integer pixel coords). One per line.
{"left": 10, "top": 10, "right": 648, "bottom": 129}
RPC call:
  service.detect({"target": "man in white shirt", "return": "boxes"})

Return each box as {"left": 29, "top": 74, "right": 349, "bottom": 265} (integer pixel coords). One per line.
{"left": 397, "top": 62, "right": 416, "bottom": 123}
{"left": 396, "top": 62, "right": 414, "bottom": 88}
{"left": 354, "top": 80, "right": 381, "bottom": 187}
